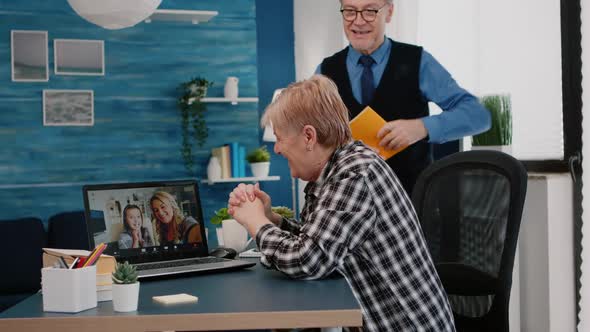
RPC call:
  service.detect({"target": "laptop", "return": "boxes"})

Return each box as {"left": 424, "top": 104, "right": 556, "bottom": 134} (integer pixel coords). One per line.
{"left": 82, "top": 179, "right": 255, "bottom": 279}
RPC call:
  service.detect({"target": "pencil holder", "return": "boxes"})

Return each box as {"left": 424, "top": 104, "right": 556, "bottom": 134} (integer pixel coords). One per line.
{"left": 42, "top": 265, "right": 97, "bottom": 313}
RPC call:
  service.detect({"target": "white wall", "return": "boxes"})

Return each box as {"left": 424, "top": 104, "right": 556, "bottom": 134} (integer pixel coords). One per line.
{"left": 415, "top": 0, "right": 563, "bottom": 160}
{"left": 579, "top": 0, "right": 590, "bottom": 330}
{"left": 293, "top": 0, "right": 344, "bottom": 81}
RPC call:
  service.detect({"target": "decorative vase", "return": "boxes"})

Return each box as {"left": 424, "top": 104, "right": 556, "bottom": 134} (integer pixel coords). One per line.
{"left": 224, "top": 76, "right": 239, "bottom": 101}
{"left": 112, "top": 282, "right": 140, "bottom": 312}
{"left": 207, "top": 156, "right": 222, "bottom": 181}
{"left": 221, "top": 219, "right": 251, "bottom": 252}
{"left": 250, "top": 162, "right": 270, "bottom": 178}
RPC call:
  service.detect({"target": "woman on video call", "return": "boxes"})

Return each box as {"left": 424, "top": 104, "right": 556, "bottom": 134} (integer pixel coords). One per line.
{"left": 149, "top": 191, "right": 202, "bottom": 246}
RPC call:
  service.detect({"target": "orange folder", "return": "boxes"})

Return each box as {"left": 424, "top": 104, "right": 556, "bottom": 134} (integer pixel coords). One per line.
{"left": 349, "top": 106, "right": 406, "bottom": 160}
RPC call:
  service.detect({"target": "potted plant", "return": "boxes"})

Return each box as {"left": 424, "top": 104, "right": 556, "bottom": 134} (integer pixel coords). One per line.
{"left": 246, "top": 145, "right": 271, "bottom": 178}
{"left": 210, "top": 207, "right": 249, "bottom": 251}
{"left": 472, "top": 94, "right": 512, "bottom": 153}
{"left": 177, "top": 76, "right": 214, "bottom": 175}
{"left": 271, "top": 206, "right": 294, "bottom": 219}
{"left": 211, "top": 207, "right": 231, "bottom": 247}
{"left": 111, "top": 261, "right": 140, "bottom": 312}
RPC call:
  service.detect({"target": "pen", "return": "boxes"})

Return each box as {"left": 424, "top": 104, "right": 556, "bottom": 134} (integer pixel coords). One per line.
{"left": 69, "top": 257, "right": 80, "bottom": 269}
{"left": 58, "top": 256, "right": 69, "bottom": 269}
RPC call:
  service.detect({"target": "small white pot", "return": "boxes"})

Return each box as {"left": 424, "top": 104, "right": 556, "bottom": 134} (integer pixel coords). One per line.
{"left": 250, "top": 162, "right": 270, "bottom": 178}
{"left": 112, "top": 282, "right": 140, "bottom": 312}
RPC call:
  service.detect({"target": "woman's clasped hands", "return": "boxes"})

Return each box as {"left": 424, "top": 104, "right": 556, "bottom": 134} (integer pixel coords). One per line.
{"left": 227, "top": 183, "right": 279, "bottom": 235}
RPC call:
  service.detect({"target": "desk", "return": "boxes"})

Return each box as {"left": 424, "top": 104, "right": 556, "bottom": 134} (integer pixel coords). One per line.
{"left": 0, "top": 259, "right": 362, "bottom": 332}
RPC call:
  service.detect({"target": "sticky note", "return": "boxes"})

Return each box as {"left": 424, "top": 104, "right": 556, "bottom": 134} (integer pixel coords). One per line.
{"left": 152, "top": 293, "right": 199, "bottom": 305}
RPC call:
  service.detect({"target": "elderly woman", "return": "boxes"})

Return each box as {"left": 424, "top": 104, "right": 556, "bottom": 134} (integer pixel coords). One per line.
{"left": 228, "top": 75, "right": 455, "bottom": 331}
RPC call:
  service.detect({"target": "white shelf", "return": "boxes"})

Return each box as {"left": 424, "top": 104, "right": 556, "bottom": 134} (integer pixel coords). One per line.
{"left": 201, "top": 176, "right": 280, "bottom": 185}
{"left": 145, "top": 9, "right": 218, "bottom": 24}
{"left": 188, "top": 97, "right": 259, "bottom": 105}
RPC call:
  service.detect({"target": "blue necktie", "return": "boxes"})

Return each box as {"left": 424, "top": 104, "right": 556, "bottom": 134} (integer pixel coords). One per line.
{"left": 359, "top": 55, "right": 376, "bottom": 105}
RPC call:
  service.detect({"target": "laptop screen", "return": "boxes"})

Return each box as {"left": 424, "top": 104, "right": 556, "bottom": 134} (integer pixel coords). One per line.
{"left": 82, "top": 180, "right": 209, "bottom": 259}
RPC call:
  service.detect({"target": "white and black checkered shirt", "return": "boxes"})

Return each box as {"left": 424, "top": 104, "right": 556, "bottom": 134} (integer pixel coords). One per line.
{"left": 256, "top": 141, "right": 455, "bottom": 331}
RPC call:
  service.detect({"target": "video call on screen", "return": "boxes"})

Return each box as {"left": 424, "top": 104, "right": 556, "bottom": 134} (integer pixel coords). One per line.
{"left": 86, "top": 185, "right": 203, "bottom": 253}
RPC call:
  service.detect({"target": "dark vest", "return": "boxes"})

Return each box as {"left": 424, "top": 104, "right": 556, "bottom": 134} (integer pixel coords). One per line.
{"left": 321, "top": 39, "right": 432, "bottom": 195}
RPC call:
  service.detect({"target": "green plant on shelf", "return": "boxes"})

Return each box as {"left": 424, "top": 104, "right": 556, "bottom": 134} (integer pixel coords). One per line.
{"left": 472, "top": 94, "right": 512, "bottom": 146}
{"left": 178, "top": 76, "right": 214, "bottom": 175}
{"left": 246, "top": 145, "right": 271, "bottom": 163}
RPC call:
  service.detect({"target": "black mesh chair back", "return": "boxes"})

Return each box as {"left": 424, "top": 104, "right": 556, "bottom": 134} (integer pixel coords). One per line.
{"left": 411, "top": 150, "right": 527, "bottom": 332}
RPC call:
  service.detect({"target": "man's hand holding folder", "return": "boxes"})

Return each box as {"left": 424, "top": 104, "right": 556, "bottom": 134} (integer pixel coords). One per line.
{"left": 349, "top": 106, "right": 408, "bottom": 159}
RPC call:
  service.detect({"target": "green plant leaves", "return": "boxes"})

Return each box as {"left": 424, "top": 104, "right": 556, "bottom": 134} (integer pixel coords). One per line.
{"left": 211, "top": 207, "right": 231, "bottom": 225}
{"left": 246, "top": 145, "right": 271, "bottom": 163}
{"left": 112, "top": 261, "right": 138, "bottom": 284}
{"left": 178, "top": 78, "right": 212, "bottom": 175}
{"left": 472, "top": 94, "right": 512, "bottom": 146}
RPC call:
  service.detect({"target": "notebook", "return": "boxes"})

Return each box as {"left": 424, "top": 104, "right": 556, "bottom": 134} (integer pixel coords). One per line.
{"left": 349, "top": 106, "right": 407, "bottom": 159}
{"left": 82, "top": 179, "right": 255, "bottom": 279}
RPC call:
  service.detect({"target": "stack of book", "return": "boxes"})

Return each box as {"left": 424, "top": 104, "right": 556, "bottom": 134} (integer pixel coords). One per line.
{"left": 96, "top": 273, "right": 113, "bottom": 301}
{"left": 211, "top": 142, "right": 247, "bottom": 178}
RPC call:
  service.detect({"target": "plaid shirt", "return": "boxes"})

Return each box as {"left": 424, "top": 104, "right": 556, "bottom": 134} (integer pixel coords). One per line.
{"left": 256, "top": 141, "right": 455, "bottom": 331}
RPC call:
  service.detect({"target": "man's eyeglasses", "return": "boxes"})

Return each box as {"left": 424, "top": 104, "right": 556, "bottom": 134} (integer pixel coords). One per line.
{"left": 340, "top": 4, "right": 388, "bottom": 23}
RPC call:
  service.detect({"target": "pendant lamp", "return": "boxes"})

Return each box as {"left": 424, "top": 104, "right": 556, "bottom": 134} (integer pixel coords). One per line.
{"left": 67, "top": 0, "right": 162, "bottom": 30}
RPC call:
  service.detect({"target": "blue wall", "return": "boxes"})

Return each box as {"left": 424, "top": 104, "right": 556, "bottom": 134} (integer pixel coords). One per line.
{"left": 255, "top": 0, "right": 296, "bottom": 210}
{"left": 0, "top": 0, "right": 295, "bottom": 231}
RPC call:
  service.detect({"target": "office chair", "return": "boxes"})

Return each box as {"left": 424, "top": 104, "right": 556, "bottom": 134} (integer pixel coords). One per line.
{"left": 411, "top": 150, "right": 527, "bottom": 332}
{"left": 0, "top": 217, "right": 47, "bottom": 312}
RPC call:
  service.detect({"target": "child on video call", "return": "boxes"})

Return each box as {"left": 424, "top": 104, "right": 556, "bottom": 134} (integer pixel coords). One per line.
{"left": 118, "top": 204, "right": 154, "bottom": 249}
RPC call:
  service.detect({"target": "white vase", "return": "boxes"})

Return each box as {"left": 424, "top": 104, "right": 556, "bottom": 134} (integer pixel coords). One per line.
{"left": 224, "top": 76, "right": 239, "bottom": 101}
{"left": 207, "top": 156, "right": 222, "bottom": 181}
{"left": 221, "top": 219, "right": 250, "bottom": 252}
{"left": 112, "top": 282, "right": 140, "bottom": 312}
{"left": 250, "top": 162, "right": 270, "bottom": 178}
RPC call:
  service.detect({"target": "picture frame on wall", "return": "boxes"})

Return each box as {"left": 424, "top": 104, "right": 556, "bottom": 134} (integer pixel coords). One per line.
{"left": 43, "top": 90, "right": 94, "bottom": 126}
{"left": 11, "top": 30, "right": 49, "bottom": 82}
{"left": 54, "top": 39, "right": 105, "bottom": 76}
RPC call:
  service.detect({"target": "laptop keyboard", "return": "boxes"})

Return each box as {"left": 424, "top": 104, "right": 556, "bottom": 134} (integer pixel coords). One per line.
{"left": 135, "top": 257, "right": 227, "bottom": 271}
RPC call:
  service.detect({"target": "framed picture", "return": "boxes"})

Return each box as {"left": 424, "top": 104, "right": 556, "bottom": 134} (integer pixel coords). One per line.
{"left": 43, "top": 90, "right": 94, "bottom": 126}
{"left": 54, "top": 39, "right": 104, "bottom": 76}
{"left": 11, "top": 30, "right": 49, "bottom": 82}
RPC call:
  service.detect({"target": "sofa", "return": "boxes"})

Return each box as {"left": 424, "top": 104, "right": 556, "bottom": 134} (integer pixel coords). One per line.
{"left": 0, "top": 211, "right": 89, "bottom": 313}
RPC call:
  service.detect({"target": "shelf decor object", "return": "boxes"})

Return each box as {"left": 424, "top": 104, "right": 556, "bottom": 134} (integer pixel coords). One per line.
{"left": 246, "top": 146, "right": 271, "bottom": 178}
{"left": 67, "top": 0, "right": 161, "bottom": 30}
{"left": 145, "top": 9, "right": 218, "bottom": 24}
{"left": 178, "top": 77, "right": 213, "bottom": 175}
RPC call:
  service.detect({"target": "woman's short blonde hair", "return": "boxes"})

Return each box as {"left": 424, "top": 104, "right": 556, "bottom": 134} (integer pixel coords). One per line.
{"left": 261, "top": 74, "right": 352, "bottom": 148}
